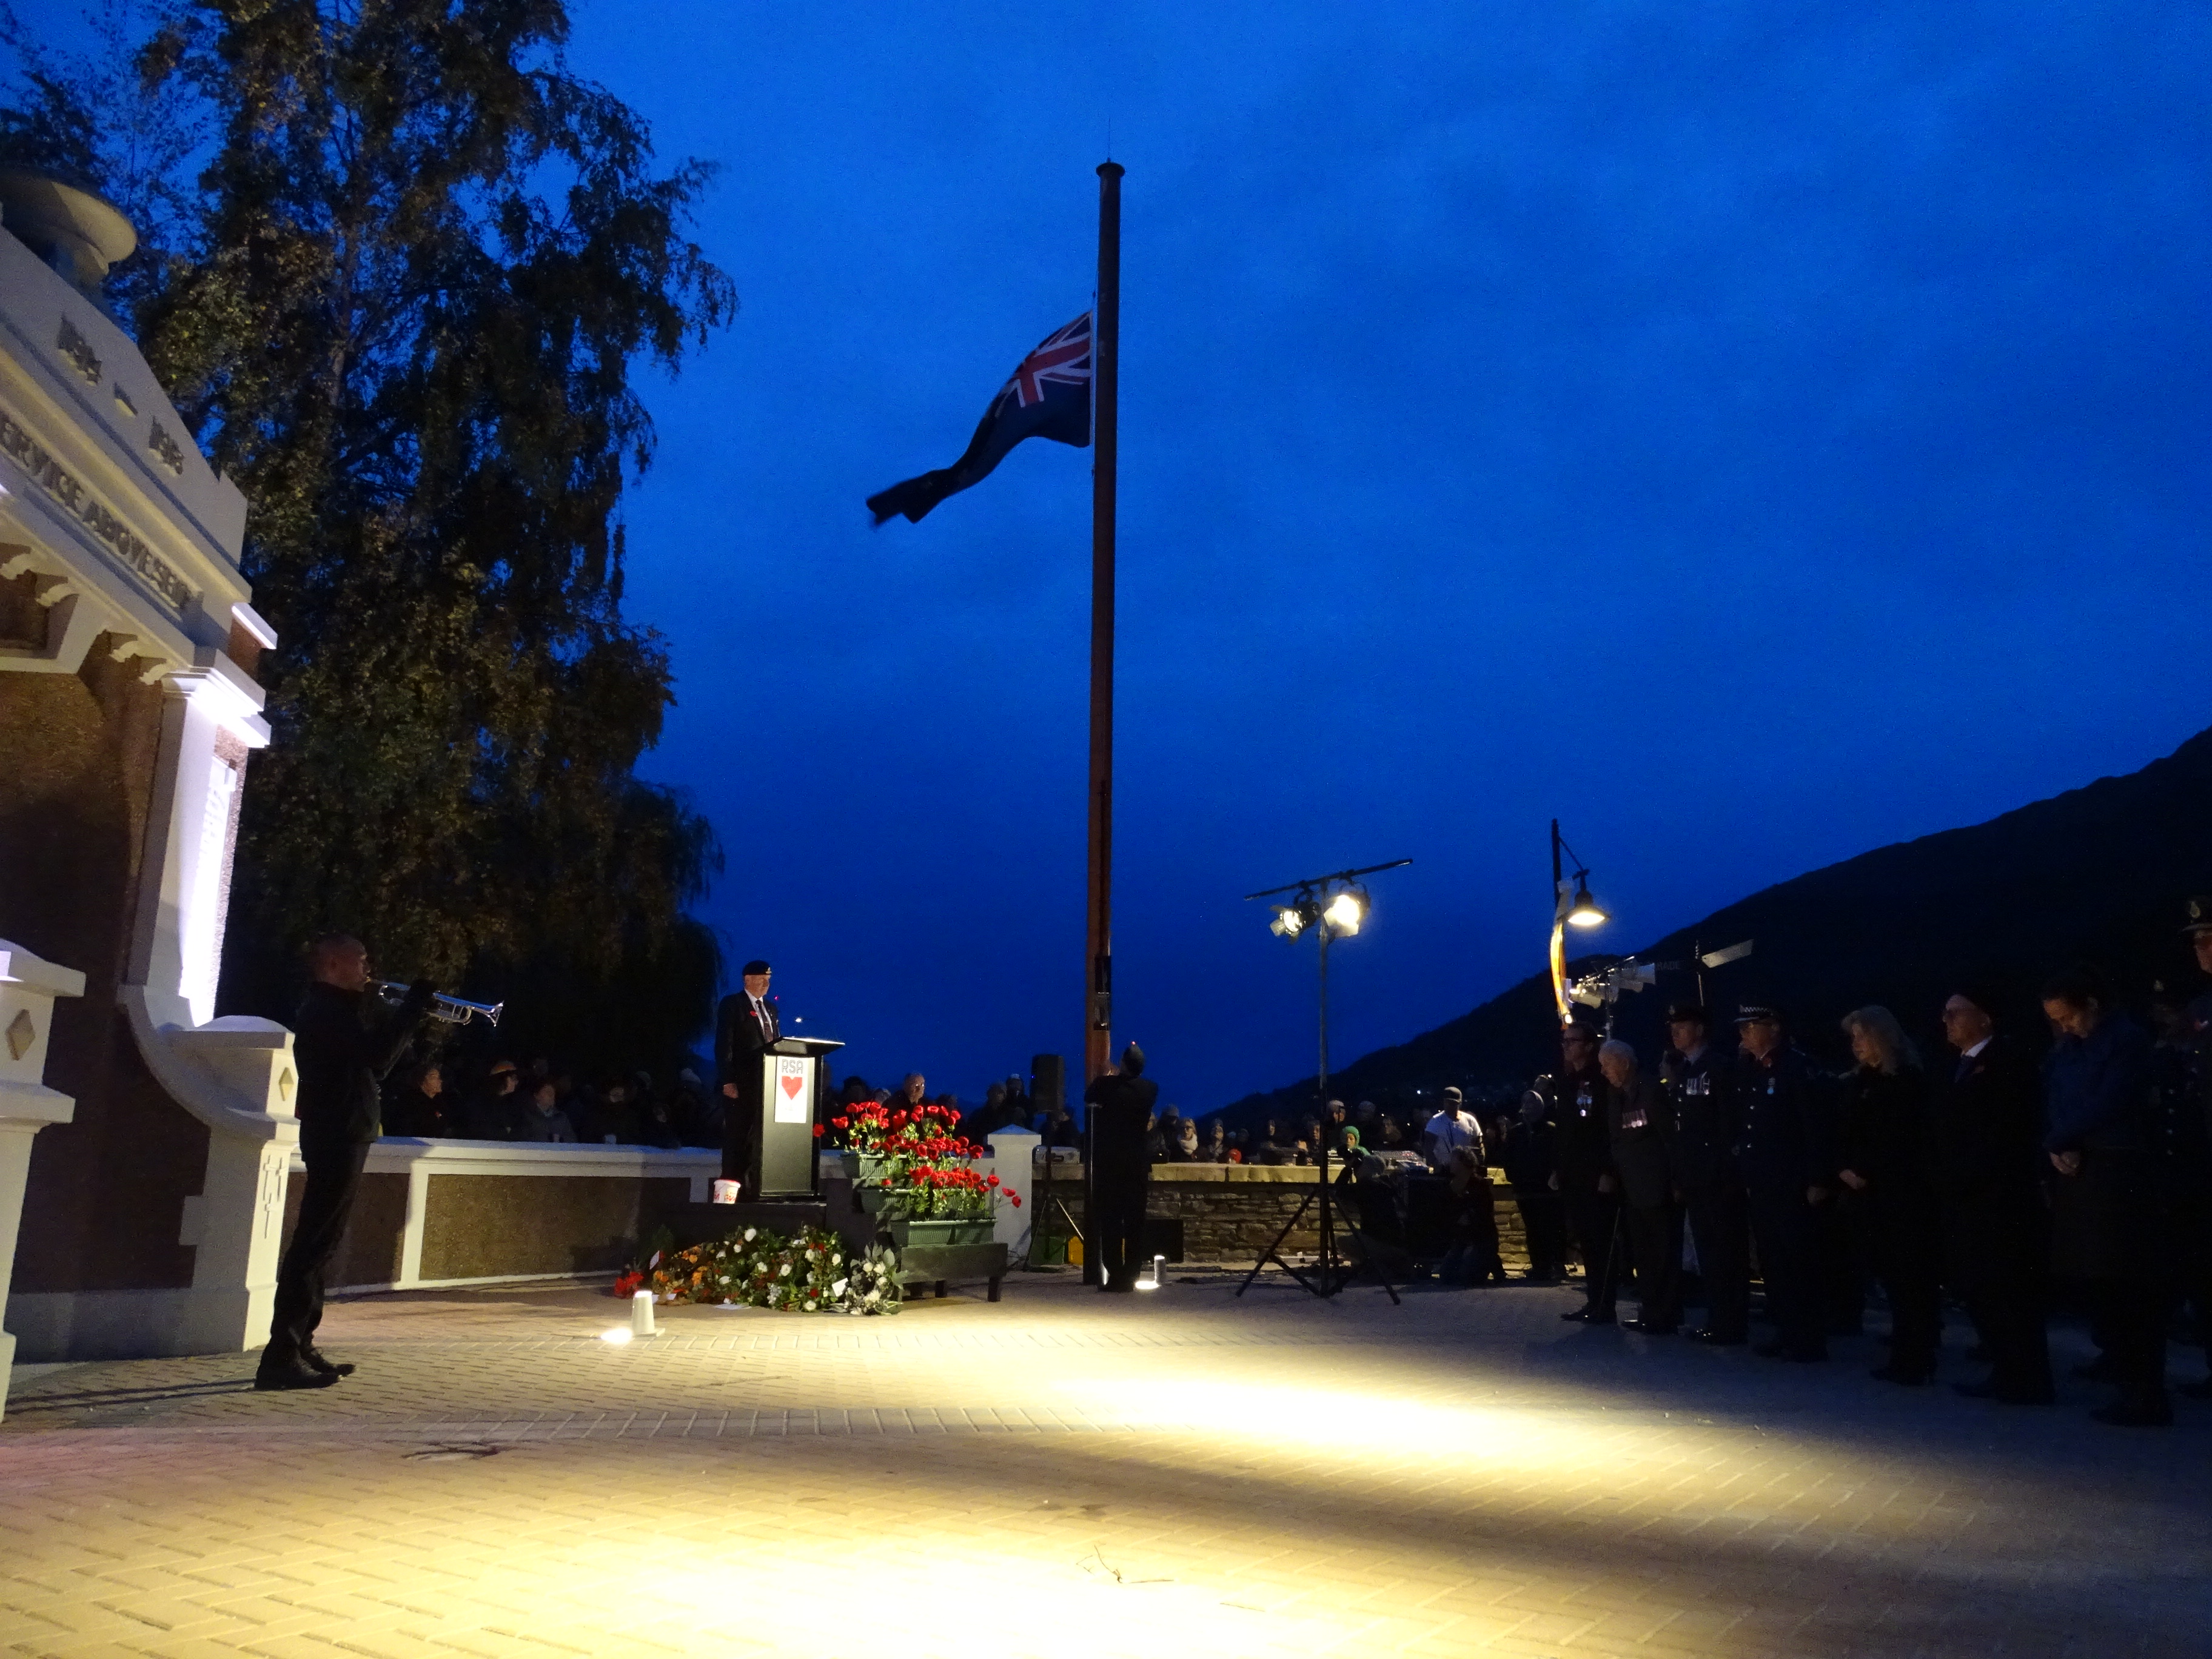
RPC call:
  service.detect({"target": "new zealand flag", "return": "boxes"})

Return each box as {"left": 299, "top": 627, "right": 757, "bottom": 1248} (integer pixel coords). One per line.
{"left": 868, "top": 312, "right": 1093, "bottom": 526}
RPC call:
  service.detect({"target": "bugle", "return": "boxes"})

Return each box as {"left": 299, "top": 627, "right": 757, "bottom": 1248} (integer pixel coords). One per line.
{"left": 372, "top": 979, "right": 504, "bottom": 1028}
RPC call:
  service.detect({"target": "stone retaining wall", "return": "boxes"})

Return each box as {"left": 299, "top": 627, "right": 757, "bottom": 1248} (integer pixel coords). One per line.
{"left": 1029, "top": 1160, "right": 1536, "bottom": 1269}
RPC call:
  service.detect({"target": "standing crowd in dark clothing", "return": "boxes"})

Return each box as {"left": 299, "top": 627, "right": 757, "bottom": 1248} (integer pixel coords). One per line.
{"left": 1510, "top": 896, "right": 2212, "bottom": 1429}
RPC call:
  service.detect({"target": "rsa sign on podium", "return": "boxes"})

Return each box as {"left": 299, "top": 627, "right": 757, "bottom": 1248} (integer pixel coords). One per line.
{"left": 754, "top": 1036, "right": 844, "bottom": 1198}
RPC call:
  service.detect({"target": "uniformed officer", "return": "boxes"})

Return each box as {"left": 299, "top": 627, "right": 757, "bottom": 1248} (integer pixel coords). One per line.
{"left": 1660, "top": 1002, "right": 1749, "bottom": 1345}
{"left": 1600, "top": 1038, "right": 1681, "bottom": 1333}
{"left": 1552, "top": 1017, "right": 1620, "bottom": 1323}
{"left": 1735, "top": 1004, "right": 1836, "bottom": 1362}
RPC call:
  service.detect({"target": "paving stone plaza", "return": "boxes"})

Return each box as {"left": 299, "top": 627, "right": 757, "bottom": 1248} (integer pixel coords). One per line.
{"left": 2, "top": 1272, "right": 2208, "bottom": 1659}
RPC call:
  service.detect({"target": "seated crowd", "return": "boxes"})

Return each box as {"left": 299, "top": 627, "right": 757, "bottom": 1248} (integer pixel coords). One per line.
{"left": 380, "top": 1058, "right": 723, "bottom": 1147}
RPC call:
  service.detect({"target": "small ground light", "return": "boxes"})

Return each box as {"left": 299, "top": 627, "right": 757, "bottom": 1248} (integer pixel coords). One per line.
{"left": 1138, "top": 1254, "right": 1165, "bottom": 1290}
{"left": 631, "top": 1290, "right": 657, "bottom": 1336}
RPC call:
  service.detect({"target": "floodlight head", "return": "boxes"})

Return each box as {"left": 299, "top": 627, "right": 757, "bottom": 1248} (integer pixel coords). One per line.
{"left": 1270, "top": 905, "right": 1306, "bottom": 940}
{"left": 1566, "top": 876, "right": 1606, "bottom": 928}
{"left": 1324, "top": 885, "right": 1368, "bottom": 935}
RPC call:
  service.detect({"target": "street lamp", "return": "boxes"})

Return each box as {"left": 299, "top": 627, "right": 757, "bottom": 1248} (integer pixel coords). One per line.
{"left": 1239, "top": 859, "right": 1409, "bottom": 1302}
{"left": 1549, "top": 820, "right": 1608, "bottom": 1023}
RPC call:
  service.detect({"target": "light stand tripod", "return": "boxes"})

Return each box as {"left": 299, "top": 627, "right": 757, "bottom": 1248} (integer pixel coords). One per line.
{"left": 1236, "top": 860, "right": 1409, "bottom": 1303}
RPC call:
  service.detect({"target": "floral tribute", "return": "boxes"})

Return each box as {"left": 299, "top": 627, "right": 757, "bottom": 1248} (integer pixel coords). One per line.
{"left": 828, "top": 1100, "right": 1023, "bottom": 1222}
{"left": 645, "top": 1226, "right": 903, "bottom": 1315}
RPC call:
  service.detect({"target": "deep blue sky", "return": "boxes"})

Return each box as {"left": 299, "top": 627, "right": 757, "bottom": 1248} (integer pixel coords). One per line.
{"left": 558, "top": 2, "right": 2212, "bottom": 1109}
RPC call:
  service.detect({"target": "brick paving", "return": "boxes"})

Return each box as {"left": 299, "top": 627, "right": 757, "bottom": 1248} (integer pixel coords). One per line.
{"left": 2, "top": 1269, "right": 2208, "bottom": 1658}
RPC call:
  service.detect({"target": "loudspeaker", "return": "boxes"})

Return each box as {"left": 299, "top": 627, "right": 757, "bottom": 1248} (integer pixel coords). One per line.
{"left": 1030, "top": 1053, "right": 1065, "bottom": 1115}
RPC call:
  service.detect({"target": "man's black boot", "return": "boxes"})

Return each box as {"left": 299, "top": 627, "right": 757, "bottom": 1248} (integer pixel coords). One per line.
{"left": 301, "top": 1347, "right": 355, "bottom": 1378}
{"left": 255, "top": 1356, "right": 338, "bottom": 1392}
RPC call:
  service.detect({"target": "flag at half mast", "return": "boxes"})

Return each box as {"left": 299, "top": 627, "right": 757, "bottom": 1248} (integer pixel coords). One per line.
{"left": 867, "top": 312, "right": 1093, "bottom": 525}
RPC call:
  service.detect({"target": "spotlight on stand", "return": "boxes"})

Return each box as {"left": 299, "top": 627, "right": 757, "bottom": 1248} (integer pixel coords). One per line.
{"left": 1240, "top": 859, "right": 1412, "bottom": 1304}
{"left": 1323, "top": 886, "right": 1369, "bottom": 936}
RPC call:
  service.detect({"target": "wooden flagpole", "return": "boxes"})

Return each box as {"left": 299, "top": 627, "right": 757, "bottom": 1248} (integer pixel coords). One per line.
{"left": 1085, "top": 161, "right": 1122, "bottom": 1088}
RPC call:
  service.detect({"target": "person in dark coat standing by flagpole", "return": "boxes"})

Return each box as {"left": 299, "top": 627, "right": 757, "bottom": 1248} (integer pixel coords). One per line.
{"left": 260, "top": 936, "right": 432, "bottom": 1391}
{"left": 1084, "top": 1042, "right": 1158, "bottom": 1292}
{"left": 715, "top": 960, "right": 779, "bottom": 1197}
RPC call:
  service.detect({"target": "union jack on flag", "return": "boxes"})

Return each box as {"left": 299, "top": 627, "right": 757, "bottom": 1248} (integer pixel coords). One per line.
{"left": 868, "top": 312, "right": 1094, "bottom": 526}
{"left": 1007, "top": 313, "right": 1092, "bottom": 408}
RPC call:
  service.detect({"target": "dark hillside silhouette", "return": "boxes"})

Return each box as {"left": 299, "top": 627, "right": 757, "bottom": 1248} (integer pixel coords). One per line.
{"left": 1221, "top": 724, "right": 2212, "bottom": 1123}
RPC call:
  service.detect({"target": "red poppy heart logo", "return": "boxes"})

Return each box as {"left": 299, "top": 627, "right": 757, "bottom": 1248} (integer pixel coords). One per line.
{"left": 780, "top": 1074, "right": 805, "bottom": 1099}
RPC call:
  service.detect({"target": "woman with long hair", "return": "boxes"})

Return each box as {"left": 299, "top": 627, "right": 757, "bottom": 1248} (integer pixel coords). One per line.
{"left": 1837, "top": 1006, "right": 1940, "bottom": 1384}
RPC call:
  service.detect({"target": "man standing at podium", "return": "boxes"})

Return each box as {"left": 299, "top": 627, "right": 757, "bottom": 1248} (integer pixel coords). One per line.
{"left": 716, "top": 959, "right": 779, "bottom": 1195}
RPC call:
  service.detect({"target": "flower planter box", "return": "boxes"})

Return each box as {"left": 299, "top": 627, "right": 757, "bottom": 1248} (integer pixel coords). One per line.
{"left": 893, "top": 1239, "right": 1010, "bottom": 1303}
{"left": 857, "top": 1183, "right": 911, "bottom": 1215}
{"left": 879, "top": 1217, "right": 994, "bottom": 1248}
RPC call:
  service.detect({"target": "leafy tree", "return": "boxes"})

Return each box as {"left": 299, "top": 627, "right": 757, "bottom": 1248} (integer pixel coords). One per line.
{"left": 3, "top": 1, "right": 736, "bottom": 1063}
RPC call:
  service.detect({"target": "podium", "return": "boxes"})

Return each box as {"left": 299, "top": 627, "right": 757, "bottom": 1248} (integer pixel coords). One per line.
{"left": 751, "top": 1036, "right": 843, "bottom": 1199}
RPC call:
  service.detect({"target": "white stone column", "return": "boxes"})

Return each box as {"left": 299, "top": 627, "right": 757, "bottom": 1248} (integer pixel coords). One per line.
{"left": 984, "top": 1128, "right": 1040, "bottom": 1255}
{"left": 106, "top": 642, "right": 295, "bottom": 1358}
{"left": 0, "top": 940, "right": 85, "bottom": 1418}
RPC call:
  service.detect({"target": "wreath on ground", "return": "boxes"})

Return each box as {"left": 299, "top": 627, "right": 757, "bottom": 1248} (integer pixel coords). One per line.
{"left": 634, "top": 1225, "right": 904, "bottom": 1315}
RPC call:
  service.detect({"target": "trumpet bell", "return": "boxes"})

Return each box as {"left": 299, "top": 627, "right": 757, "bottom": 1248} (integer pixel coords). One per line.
{"left": 373, "top": 980, "right": 503, "bottom": 1028}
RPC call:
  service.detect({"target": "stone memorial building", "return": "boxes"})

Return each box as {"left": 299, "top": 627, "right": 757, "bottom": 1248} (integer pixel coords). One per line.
{"left": 0, "top": 167, "right": 295, "bottom": 1410}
